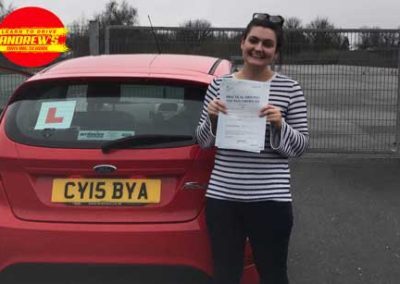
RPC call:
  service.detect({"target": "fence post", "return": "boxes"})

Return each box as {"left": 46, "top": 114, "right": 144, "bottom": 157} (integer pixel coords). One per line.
{"left": 89, "top": 20, "right": 99, "bottom": 55}
{"left": 396, "top": 30, "right": 400, "bottom": 154}
{"left": 105, "top": 26, "right": 110, "bottom": 54}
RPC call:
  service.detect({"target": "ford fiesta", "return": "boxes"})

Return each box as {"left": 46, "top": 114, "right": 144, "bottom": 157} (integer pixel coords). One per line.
{"left": 0, "top": 54, "right": 258, "bottom": 283}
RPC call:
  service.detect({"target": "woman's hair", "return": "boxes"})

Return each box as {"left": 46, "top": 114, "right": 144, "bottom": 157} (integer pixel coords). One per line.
{"left": 241, "top": 18, "right": 284, "bottom": 65}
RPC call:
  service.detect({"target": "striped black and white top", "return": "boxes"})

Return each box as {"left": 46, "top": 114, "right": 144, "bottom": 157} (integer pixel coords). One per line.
{"left": 196, "top": 73, "right": 309, "bottom": 202}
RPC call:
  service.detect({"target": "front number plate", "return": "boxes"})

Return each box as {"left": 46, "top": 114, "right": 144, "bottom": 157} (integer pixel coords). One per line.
{"left": 51, "top": 178, "right": 161, "bottom": 204}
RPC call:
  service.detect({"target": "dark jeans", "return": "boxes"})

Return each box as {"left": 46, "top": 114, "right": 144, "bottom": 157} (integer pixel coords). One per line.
{"left": 205, "top": 198, "right": 293, "bottom": 284}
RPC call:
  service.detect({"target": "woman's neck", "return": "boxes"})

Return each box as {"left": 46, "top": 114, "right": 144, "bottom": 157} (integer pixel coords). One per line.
{"left": 236, "top": 66, "right": 274, "bottom": 82}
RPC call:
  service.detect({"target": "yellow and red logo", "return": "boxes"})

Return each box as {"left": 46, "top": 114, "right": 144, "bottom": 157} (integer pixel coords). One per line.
{"left": 0, "top": 6, "right": 69, "bottom": 68}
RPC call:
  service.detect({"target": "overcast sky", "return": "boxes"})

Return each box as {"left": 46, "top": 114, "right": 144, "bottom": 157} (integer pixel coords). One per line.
{"left": 9, "top": 0, "right": 400, "bottom": 29}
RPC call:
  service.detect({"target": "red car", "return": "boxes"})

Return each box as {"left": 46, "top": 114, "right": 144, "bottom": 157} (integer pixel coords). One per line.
{"left": 0, "top": 54, "right": 258, "bottom": 283}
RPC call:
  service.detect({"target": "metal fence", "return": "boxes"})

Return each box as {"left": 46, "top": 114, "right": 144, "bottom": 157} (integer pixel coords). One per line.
{"left": 0, "top": 70, "right": 25, "bottom": 107}
{"left": 1, "top": 26, "right": 400, "bottom": 154}
{"left": 105, "top": 26, "right": 400, "bottom": 154}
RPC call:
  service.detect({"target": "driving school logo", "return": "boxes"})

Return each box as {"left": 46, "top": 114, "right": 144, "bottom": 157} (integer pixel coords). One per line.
{"left": 0, "top": 6, "right": 69, "bottom": 68}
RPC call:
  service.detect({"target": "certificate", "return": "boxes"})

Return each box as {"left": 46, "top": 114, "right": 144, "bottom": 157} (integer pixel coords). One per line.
{"left": 215, "top": 78, "right": 270, "bottom": 153}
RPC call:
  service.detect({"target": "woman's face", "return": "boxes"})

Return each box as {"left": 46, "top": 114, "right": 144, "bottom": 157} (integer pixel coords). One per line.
{"left": 240, "top": 26, "right": 278, "bottom": 68}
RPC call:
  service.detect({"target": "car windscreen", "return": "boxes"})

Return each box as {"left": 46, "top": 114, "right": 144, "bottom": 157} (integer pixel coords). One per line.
{"left": 5, "top": 80, "right": 206, "bottom": 149}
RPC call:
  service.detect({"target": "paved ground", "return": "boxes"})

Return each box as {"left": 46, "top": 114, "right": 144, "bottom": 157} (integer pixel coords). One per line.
{"left": 289, "top": 155, "right": 400, "bottom": 284}
{"left": 0, "top": 155, "right": 399, "bottom": 284}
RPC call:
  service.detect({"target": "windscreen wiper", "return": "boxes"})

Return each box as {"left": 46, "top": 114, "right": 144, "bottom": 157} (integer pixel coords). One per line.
{"left": 101, "top": 134, "right": 194, "bottom": 153}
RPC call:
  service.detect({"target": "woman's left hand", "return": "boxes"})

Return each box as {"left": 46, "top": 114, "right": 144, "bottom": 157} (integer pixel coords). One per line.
{"left": 259, "top": 104, "right": 282, "bottom": 129}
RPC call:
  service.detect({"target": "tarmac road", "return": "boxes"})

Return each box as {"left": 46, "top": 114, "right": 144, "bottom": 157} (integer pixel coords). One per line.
{"left": 289, "top": 155, "right": 400, "bottom": 284}
{"left": 0, "top": 155, "right": 399, "bottom": 284}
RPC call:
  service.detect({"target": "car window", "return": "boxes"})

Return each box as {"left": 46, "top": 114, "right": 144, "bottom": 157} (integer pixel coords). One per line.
{"left": 5, "top": 80, "right": 206, "bottom": 148}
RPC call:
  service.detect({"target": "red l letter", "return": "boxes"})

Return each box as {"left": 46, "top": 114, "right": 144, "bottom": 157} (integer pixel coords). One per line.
{"left": 45, "top": 107, "right": 63, "bottom": 123}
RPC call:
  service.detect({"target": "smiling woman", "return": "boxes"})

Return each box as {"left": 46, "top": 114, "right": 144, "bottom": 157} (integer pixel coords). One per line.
{"left": 196, "top": 13, "right": 309, "bottom": 284}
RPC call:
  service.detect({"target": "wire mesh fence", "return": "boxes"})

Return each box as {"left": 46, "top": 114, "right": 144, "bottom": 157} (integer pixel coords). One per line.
{"left": 104, "top": 27, "right": 400, "bottom": 153}
{"left": 281, "top": 64, "right": 398, "bottom": 152}
{"left": 1, "top": 26, "right": 399, "bottom": 154}
{"left": 0, "top": 71, "right": 26, "bottom": 107}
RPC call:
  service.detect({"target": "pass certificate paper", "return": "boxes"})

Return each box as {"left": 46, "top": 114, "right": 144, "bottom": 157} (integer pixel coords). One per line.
{"left": 215, "top": 77, "right": 270, "bottom": 153}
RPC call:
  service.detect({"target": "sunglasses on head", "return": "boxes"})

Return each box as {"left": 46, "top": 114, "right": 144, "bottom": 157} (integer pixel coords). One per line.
{"left": 252, "top": 13, "right": 284, "bottom": 26}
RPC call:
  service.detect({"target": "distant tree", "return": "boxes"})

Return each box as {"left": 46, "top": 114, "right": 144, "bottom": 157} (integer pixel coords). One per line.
{"left": 340, "top": 36, "right": 350, "bottom": 50}
{"left": 94, "top": 0, "right": 138, "bottom": 28}
{"left": 306, "top": 17, "right": 347, "bottom": 51}
{"left": 380, "top": 30, "right": 400, "bottom": 48}
{"left": 93, "top": 0, "right": 138, "bottom": 53}
{"left": 283, "top": 17, "right": 307, "bottom": 54}
{"left": 357, "top": 26, "right": 399, "bottom": 50}
{"left": 67, "top": 16, "right": 90, "bottom": 57}
{"left": 307, "top": 17, "right": 335, "bottom": 30}
{"left": 0, "top": 0, "right": 14, "bottom": 21}
{"left": 69, "top": 16, "right": 90, "bottom": 36}
{"left": 284, "top": 17, "right": 303, "bottom": 29}
{"left": 180, "top": 19, "right": 212, "bottom": 29}
{"left": 175, "top": 19, "right": 213, "bottom": 53}
{"left": 179, "top": 19, "right": 213, "bottom": 41}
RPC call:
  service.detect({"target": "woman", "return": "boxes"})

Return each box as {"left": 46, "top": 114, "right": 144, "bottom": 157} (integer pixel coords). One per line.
{"left": 196, "top": 13, "right": 309, "bottom": 284}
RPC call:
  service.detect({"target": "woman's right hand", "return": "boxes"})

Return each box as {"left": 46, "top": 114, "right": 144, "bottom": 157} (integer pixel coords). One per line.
{"left": 207, "top": 98, "right": 227, "bottom": 121}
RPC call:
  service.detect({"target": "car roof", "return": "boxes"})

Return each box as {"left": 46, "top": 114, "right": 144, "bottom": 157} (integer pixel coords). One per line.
{"left": 28, "top": 54, "right": 231, "bottom": 84}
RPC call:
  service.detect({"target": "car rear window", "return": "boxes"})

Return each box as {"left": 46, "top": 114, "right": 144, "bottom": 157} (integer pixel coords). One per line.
{"left": 5, "top": 80, "right": 206, "bottom": 149}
